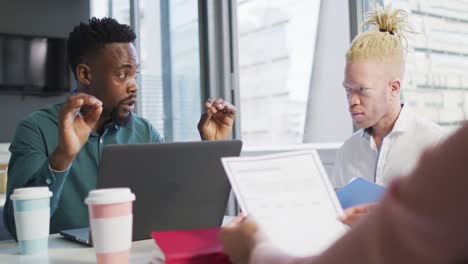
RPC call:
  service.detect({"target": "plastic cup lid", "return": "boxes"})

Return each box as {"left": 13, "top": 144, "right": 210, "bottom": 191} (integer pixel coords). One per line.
{"left": 85, "top": 188, "right": 135, "bottom": 205}
{"left": 10, "top": 187, "right": 52, "bottom": 200}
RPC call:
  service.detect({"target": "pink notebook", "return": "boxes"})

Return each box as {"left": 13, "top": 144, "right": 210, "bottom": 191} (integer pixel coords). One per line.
{"left": 151, "top": 227, "right": 231, "bottom": 264}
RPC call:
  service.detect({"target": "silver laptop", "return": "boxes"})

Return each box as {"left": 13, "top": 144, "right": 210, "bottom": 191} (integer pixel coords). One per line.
{"left": 60, "top": 140, "right": 242, "bottom": 246}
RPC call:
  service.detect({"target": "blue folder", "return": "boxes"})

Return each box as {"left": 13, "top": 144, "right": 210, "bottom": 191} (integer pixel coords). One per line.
{"left": 336, "top": 177, "right": 386, "bottom": 209}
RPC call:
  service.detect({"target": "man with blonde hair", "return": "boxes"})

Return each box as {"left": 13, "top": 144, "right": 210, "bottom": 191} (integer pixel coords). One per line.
{"left": 332, "top": 5, "right": 444, "bottom": 189}
{"left": 334, "top": 5, "right": 445, "bottom": 224}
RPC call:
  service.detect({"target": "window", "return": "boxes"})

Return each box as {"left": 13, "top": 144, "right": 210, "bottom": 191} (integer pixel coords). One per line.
{"left": 91, "top": 0, "right": 130, "bottom": 26}
{"left": 111, "top": 0, "right": 131, "bottom": 25}
{"left": 361, "top": 0, "right": 468, "bottom": 129}
{"left": 236, "top": 0, "right": 322, "bottom": 146}
{"left": 139, "top": 0, "right": 203, "bottom": 142}
{"left": 91, "top": 0, "right": 203, "bottom": 142}
{"left": 90, "top": 0, "right": 109, "bottom": 18}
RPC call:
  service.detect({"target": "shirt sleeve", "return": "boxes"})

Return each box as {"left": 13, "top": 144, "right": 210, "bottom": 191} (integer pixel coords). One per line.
{"left": 3, "top": 120, "right": 71, "bottom": 240}
{"left": 47, "top": 164, "right": 71, "bottom": 212}
{"left": 149, "top": 122, "right": 164, "bottom": 143}
{"left": 250, "top": 124, "right": 468, "bottom": 264}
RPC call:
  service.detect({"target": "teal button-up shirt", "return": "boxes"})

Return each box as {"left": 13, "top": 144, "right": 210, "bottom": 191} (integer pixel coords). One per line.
{"left": 3, "top": 103, "right": 163, "bottom": 239}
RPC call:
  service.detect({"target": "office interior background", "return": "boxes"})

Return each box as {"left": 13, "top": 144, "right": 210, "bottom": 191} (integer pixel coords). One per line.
{"left": 0, "top": 0, "right": 467, "bottom": 150}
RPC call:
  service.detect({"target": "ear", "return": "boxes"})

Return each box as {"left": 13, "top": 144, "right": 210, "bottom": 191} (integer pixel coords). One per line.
{"left": 389, "top": 79, "right": 401, "bottom": 96}
{"left": 76, "top": 64, "right": 92, "bottom": 86}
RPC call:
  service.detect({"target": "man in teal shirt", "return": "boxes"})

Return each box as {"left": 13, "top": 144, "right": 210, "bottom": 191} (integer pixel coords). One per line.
{"left": 3, "top": 18, "right": 237, "bottom": 239}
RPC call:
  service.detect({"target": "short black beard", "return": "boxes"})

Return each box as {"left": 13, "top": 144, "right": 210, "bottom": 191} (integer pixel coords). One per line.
{"left": 109, "top": 95, "right": 135, "bottom": 126}
{"left": 110, "top": 109, "right": 132, "bottom": 126}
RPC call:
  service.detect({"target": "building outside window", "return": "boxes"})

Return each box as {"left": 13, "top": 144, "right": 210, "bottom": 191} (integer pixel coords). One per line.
{"left": 236, "top": 0, "right": 321, "bottom": 146}
{"left": 362, "top": 0, "right": 468, "bottom": 129}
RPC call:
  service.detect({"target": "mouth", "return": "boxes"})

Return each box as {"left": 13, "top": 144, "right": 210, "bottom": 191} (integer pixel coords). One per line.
{"left": 122, "top": 98, "right": 136, "bottom": 112}
{"left": 350, "top": 111, "right": 364, "bottom": 119}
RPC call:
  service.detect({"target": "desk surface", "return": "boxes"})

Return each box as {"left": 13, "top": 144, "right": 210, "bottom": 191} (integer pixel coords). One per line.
{"left": 0, "top": 216, "right": 235, "bottom": 264}
{"left": 0, "top": 234, "right": 162, "bottom": 264}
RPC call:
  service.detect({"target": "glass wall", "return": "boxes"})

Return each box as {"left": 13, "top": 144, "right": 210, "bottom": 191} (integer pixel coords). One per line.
{"left": 91, "top": 0, "right": 202, "bottom": 141}
{"left": 138, "top": 0, "right": 202, "bottom": 141}
{"left": 236, "top": 0, "right": 321, "bottom": 146}
{"left": 90, "top": 0, "right": 109, "bottom": 18}
{"left": 362, "top": 0, "right": 468, "bottom": 129}
{"left": 111, "top": 0, "right": 131, "bottom": 25}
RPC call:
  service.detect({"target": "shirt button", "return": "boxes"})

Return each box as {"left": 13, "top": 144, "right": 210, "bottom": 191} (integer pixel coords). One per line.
{"left": 45, "top": 178, "right": 51, "bottom": 185}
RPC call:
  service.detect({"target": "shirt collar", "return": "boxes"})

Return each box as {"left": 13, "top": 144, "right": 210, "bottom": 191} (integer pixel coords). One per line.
{"left": 362, "top": 127, "right": 372, "bottom": 140}
{"left": 90, "top": 123, "right": 119, "bottom": 138}
{"left": 104, "top": 122, "right": 120, "bottom": 131}
{"left": 361, "top": 104, "right": 411, "bottom": 139}
{"left": 390, "top": 104, "right": 411, "bottom": 133}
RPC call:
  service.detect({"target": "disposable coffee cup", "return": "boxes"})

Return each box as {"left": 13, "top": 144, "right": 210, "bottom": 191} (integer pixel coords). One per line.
{"left": 85, "top": 188, "right": 135, "bottom": 264}
{"left": 10, "top": 187, "right": 52, "bottom": 254}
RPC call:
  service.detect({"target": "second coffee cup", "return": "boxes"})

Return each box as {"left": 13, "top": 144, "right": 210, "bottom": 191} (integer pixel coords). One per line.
{"left": 85, "top": 188, "right": 135, "bottom": 264}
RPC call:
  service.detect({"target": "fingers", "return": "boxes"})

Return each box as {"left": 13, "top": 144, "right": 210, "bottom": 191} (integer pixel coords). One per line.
{"left": 219, "top": 217, "right": 260, "bottom": 264}
{"left": 354, "top": 203, "right": 376, "bottom": 213}
{"left": 339, "top": 203, "right": 376, "bottom": 226}
{"left": 82, "top": 104, "right": 103, "bottom": 127}
{"left": 222, "top": 103, "right": 237, "bottom": 117}
{"left": 339, "top": 213, "right": 361, "bottom": 226}
{"left": 205, "top": 97, "right": 216, "bottom": 116}
{"left": 204, "top": 97, "right": 237, "bottom": 117}
{"left": 220, "top": 218, "right": 258, "bottom": 245}
{"left": 205, "top": 97, "right": 216, "bottom": 108}
{"left": 242, "top": 219, "right": 258, "bottom": 234}
{"left": 61, "top": 93, "right": 102, "bottom": 127}
{"left": 344, "top": 203, "right": 375, "bottom": 215}
{"left": 346, "top": 205, "right": 366, "bottom": 215}
{"left": 226, "top": 215, "right": 247, "bottom": 228}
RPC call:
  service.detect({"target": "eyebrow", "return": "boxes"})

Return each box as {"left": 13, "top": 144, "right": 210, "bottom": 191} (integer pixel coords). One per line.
{"left": 342, "top": 82, "right": 352, "bottom": 89}
{"left": 343, "top": 83, "right": 371, "bottom": 90}
{"left": 116, "top": 64, "right": 140, "bottom": 70}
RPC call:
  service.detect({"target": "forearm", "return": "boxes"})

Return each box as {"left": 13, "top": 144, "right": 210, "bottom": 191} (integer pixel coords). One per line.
{"left": 49, "top": 146, "right": 76, "bottom": 171}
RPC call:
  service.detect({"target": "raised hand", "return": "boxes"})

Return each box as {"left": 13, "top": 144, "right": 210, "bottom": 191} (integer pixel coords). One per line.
{"left": 197, "top": 98, "right": 237, "bottom": 141}
{"left": 49, "top": 93, "right": 103, "bottom": 170}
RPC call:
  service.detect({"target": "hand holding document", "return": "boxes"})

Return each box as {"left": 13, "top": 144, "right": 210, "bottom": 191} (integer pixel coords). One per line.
{"left": 222, "top": 151, "right": 347, "bottom": 257}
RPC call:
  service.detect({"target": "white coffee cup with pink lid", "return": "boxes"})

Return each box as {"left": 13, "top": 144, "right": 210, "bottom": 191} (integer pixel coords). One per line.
{"left": 85, "top": 188, "right": 135, "bottom": 264}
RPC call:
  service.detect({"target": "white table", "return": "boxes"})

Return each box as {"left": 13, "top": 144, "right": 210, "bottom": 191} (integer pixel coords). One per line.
{"left": 0, "top": 216, "right": 235, "bottom": 264}
{"left": 0, "top": 234, "right": 162, "bottom": 264}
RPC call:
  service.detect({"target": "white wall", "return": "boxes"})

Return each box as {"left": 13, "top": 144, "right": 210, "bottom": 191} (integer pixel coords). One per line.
{"left": 303, "top": 0, "right": 353, "bottom": 143}
{"left": 0, "top": 0, "right": 90, "bottom": 142}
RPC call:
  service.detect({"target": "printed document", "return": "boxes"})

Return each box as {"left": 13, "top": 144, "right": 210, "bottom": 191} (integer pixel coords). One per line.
{"left": 222, "top": 151, "right": 347, "bottom": 256}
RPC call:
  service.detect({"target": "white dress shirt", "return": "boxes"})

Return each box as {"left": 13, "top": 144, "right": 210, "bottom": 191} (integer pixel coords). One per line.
{"left": 331, "top": 105, "right": 446, "bottom": 188}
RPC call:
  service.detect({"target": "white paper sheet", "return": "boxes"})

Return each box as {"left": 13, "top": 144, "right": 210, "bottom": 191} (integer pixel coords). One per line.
{"left": 222, "top": 150, "right": 347, "bottom": 257}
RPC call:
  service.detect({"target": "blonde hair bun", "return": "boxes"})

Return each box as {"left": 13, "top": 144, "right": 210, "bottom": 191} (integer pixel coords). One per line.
{"left": 346, "top": 5, "right": 412, "bottom": 64}
{"left": 363, "top": 5, "right": 411, "bottom": 39}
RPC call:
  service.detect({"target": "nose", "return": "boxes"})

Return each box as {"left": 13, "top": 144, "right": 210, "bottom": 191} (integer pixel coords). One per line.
{"left": 128, "top": 78, "right": 138, "bottom": 94}
{"left": 348, "top": 91, "right": 360, "bottom": 106}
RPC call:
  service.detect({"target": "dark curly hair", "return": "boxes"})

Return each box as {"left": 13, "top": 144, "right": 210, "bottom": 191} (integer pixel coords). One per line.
{"left": 67, "top": 17, "right": 136, "bottom": 79}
